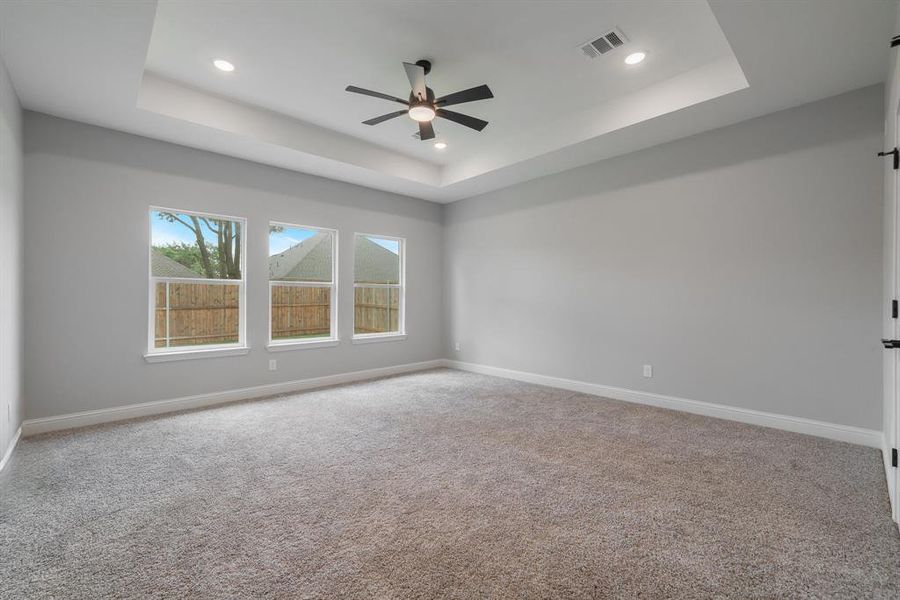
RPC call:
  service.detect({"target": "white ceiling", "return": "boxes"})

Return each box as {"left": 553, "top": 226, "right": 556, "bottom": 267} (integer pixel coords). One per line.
{"left": 146, "top": 1, "right": 735, "bottom": 166}
{"left": 0, "top": 1, "right": 895, "bottom": 203}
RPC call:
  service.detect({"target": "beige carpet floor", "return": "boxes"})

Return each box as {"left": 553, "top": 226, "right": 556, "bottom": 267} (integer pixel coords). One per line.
{"left": 1, "top": 368, "right": 898, "bottom": 599}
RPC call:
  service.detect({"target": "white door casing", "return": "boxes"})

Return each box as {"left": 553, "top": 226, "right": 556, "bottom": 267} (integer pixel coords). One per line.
{"left": 882, "top": 19, "right": 900, "bottom": 526}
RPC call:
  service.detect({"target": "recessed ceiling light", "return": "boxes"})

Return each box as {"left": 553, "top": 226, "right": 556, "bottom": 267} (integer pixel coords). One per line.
{"left": 213, "top": 59, "right": 235, "bottom": 72}
{"left": 434, "top": 141, "right": 447, "bottom": 150}
{"left": 624, "top": 52, "right": 646, "bottom": 65}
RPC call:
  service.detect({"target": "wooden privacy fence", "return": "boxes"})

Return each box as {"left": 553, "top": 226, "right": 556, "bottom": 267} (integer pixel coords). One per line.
{"left": 270, "top": 285, "right": 331, "bottom": 340}
{"left": 155, "top": 282, "right": 399, "bottom": 348}
{"left": 354, "top": 286, "right": 400, "bottom": 334}
{"left": 154, "top": 281, "right": 240, "bottom": 348}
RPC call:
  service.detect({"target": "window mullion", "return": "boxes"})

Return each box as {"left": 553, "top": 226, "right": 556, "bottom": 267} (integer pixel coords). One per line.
{"left": 165, "top": 281, "right": 170, "bottom": 348}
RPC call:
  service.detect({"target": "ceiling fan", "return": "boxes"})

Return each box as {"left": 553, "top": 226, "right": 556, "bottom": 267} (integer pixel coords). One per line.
{"left": 345, "top": 59, "right": 493, "bottom": 141}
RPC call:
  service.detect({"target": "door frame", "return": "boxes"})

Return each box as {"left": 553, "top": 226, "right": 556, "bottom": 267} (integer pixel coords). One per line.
{"left": 883, "top": 34, "right": 900, "bottom": 525}
{"left": 887, "top": 116, "right": 899, "bottom": 525}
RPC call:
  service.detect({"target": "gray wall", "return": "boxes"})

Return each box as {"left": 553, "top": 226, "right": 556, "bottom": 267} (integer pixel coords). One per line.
{"left": 19, "top": 85, "right": 887, "bottom": 431}
{"left": 23, "top": 113, "right": 444, "bottom": 420}
{"left": 0, "top": 55, "right": 23, "bottom": 455}
{"left": 445, "top": 85, "right": 884, "bottom": 430}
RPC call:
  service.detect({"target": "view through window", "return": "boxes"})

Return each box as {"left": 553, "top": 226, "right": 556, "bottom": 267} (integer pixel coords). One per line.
{"left": 269, "top": 223, "right": 337, "bottom": 344}
{"left": 354, "top": 234, "right": 403, "bottom": 336}
{"left": 149, "top": 208, "right": 245, "bottom": 351}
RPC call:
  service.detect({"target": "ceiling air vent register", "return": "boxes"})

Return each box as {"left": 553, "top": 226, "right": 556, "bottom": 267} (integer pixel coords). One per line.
{"left": 580, "top": 28, "right": 628, "bottom": 59}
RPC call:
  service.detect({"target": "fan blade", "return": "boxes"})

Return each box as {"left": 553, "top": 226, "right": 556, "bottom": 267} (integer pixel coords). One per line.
{"left": 403, "top": 62, "right": 427, "bottom": 101}
{"left": 435, "top": 84, "right": 493, "bottom": 107}
{"left": 436, "top": 109, "right": 488, "bottom": 132}
{"left": 418, "top": 120, "right": 435, "bottom": 140}
{"left": 363, "top": 110, "right": 408, "bottom": 126}
{"left": 345, "top": 85, "right": 409, "bottom": 106}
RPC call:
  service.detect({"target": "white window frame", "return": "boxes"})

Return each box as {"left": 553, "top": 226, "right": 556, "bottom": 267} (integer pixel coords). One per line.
{"left": 268, "top": 222, "right": 339, "bottom": 351}
{"left": 352, "top": 233, "right": 406, "bottom": 344}
{"left": 145, "top": 206, "right": 248, "bottom": 362}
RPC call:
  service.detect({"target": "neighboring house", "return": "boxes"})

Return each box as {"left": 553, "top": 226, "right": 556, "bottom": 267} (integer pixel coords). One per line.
{"left": 352, "top": 235, "right": 400, "bottom": 284}
{"left": 268, "top": 232, "right": 333, "bottom": 282}
{"left": 152, "top": 233, "right": 399, "bottom": 283}
{"left": 151, "top": 247, "right": 202, "bottom": 278}
{"left": 269, "top": 233, "right": 399, "bottom": 283}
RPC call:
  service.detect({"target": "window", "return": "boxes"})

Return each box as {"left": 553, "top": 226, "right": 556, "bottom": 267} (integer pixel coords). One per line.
{"left": 268, "top": 223, "right": 338, "bottom": 348}
{"left": 353, "top": 233, "right": 405, "bottom": 341}
{"left": 147, "top": 208, "right": 246, "bottom": 359}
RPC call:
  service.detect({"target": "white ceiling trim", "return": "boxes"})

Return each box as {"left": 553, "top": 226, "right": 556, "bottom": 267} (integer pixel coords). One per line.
{"left": 442, "top": 55, "right": 748, "bottom": 187}
{"left": 138, "top": 73, "right": 442, "bottom": 187}
{"left": 138, "top": 54, "right": 747, "bottom": 194}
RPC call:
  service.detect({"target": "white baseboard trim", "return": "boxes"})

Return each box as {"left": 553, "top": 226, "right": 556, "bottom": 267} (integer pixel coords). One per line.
{"left": 444, "top": 360, "right": 883, "bottom": 448}
{"left": 19, "top": 358, "right": 883, "bottom": 450}
{"left": 21, "top": 359, "right": 445, "bottom": 437}
{"left": 0, "top": 426, "right": 22, "bottom": 472}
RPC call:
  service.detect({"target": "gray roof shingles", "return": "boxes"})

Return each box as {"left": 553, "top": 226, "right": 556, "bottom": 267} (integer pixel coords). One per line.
{"left": 353, "top": 236, "right": 400, "bottom": 284}
{"left": 152, "top": 233, "right": 400, "bottom": 284}
{"left": 269, "top": 233, "right": 399, "bottom": 284}
{"left": 268, "top": 232, "right": 333, "bottom": 282}
{"left": 151, "top": 248, "right": 203, "bottom": 278}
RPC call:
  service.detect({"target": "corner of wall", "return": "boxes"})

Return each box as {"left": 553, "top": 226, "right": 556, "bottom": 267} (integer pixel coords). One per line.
{"left": 440, "top": 202, "right": 452, "bottom": 360}
{"left": 0, "top": 50, "right": 25, "bottom": 470}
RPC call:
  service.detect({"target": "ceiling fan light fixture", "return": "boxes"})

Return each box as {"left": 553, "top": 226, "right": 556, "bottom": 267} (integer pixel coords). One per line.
{"left": 408, "top": 104, "right": 436, "bottom": 122}
{"left": 346, "top": 60, "right": 492, "bottom": 136}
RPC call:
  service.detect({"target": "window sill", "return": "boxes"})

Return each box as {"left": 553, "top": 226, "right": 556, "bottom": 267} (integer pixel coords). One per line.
{"left": 267, "top": 339, "right": 340, "bottom": 352}
{"left": 144, "top": 346, "right": 250, "bottom": 363}
{"left": 352, "top": 333, "right": 407, "bottom": 345}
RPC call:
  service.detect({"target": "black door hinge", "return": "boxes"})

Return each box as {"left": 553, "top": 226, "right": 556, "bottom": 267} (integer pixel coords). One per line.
{"left": 892, "top": 300, "right": 897, "bottom": 319}
{"left": 892, "top": 35, "right": 900, "bottom": 48}
{"left": 893, "top": 448, "right": 898, "bottom": 468}
{"left": 879, "top": 148, "right": 899, "bottom": 170}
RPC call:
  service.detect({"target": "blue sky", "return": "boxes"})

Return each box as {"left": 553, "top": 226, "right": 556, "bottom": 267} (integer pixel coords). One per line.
{"left": 152, "top": 212, "right": 399, "bottom": 255}
{"left": 151, "top": 211, "right": 239, "bottom": 247}
{"left": 269, "top": 226, "right": 318, "bottom": 255}
{"left": 365, "top": 236, "right": 399, "bottom": 254}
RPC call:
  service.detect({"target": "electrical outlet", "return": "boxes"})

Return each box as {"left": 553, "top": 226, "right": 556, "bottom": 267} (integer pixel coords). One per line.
{"left": 643, "top": 365, "right": 652, "bottom": 378}
{"left": 269, "top": 359, "right": 277, "bottom": 372}
{"left": 454, "top": 341, "right": 461, "bottom": 352}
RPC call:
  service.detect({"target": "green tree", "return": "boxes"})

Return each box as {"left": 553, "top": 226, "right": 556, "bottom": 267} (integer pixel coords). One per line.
{"left": 154, "top": 242, "right": 220, "bottom": 276}
{"left": 156, "top": 213, "right": 241, "bottom": 279}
